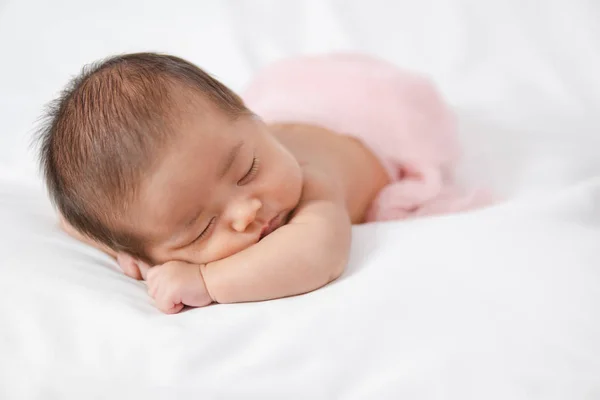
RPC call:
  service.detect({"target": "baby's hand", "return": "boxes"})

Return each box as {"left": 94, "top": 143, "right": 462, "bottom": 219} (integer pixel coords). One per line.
{"left": 136, "top": 259, "right": 213, "bottom": 314}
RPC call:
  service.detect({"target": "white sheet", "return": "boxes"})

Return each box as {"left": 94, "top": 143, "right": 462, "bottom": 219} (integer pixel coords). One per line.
{"left": 2, "top": 178, "right": 599, "bottom": 399}
{"left": 1, "top": 0, "right": 600, "bottom": 398}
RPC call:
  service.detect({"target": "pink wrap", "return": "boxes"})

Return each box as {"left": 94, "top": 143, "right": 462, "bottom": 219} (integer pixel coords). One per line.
{"left": 242, "top": 53, "right": 491, "bottom": 221}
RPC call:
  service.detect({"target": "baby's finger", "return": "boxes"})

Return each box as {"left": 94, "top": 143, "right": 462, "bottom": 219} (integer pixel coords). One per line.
{"left": 165, "top": 303, "right": 185, "bottom": 314}
{"left": 117, "top": 253, "right": 143, "bottom": 280}
{"left": 156, "top": 295, "right": 184, "bottom": 314}
{"left": 146, "top": 278, "right": 158, "bottom": 299}
{"left": 137, "top": 259, "right": 152, "bottom": 281}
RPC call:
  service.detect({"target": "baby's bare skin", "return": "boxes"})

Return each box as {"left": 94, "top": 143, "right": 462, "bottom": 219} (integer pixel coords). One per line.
{"left": 271, "top": 123, "right": 390, "bottom": 224}
{"left": 62, "top": 113, "right": 389, "bottom": 313}
{"left": 195, "top": 122, "right": 390, "bottom": 307}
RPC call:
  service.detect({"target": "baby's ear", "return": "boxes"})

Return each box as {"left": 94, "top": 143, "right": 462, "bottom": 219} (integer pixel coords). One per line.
{"left": 116, "top": 252, "right": 144, "bottom": 280}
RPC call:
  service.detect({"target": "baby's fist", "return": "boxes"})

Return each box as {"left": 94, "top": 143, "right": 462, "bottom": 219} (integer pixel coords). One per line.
{"left": 143, "top": 260, "right": 213, "bottom": 314}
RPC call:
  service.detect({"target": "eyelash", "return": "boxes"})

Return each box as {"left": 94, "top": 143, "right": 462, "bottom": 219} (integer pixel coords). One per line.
{"left": 193, "top": 217, "right": 216, "bottom": 244}
{"left": 237, "top": 156, "right": 259, "bottom": 186}
{"left": 191, "top": 155, "right": 259, "bottom": 245}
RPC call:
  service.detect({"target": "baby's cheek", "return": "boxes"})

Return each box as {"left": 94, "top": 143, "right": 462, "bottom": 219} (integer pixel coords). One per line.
{"left": 195, "top": 233, "right": 255, "bottom": 264}
{"left": 282, "top": 166, "right": 303, "bottom": 205}
{"left": 271, "top": 160, "right": 302, "bottom": 201}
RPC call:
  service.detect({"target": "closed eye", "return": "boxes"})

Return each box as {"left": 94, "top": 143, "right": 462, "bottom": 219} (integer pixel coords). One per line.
{"left": 191, "top": 217, "right": 216, "bottom": 245}
{"left": 237, "top": 156, "right": 259, "bottom": 186}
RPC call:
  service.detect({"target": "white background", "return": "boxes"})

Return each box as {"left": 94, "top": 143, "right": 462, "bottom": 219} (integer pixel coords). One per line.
{"left": 1, "top": 1, "right": 599, "bottom": 399}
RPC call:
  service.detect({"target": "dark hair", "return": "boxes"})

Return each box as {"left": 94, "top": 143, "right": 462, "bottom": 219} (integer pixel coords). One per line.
{"left": 37, "top": 52, "right": 250, "bottom": 260}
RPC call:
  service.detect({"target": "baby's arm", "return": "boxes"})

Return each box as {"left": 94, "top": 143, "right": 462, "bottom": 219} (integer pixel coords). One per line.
{"left": 204, "top": 199, "right": 350, "bottom": 303}
{"left": 202, "top": 167, "right": 351, "bottom": 303}
{"left": 60, "top": 167, "right": 352, "bottom": 311}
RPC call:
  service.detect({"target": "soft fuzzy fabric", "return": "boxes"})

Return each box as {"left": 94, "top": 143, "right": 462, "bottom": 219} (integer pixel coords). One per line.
{"left": 242, "top": 53, "right": 492, "bottom": 221}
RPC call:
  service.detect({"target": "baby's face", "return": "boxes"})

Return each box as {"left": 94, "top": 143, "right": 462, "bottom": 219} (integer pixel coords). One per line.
{"left": 126, "top": 102, "right": 303, "bottom": 266}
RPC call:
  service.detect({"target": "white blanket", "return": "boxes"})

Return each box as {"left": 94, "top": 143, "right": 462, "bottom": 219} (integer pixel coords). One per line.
{"left": 1, "top": 179, "right": 599, "bottom": 399}
{"left": 1, "top": 0, "right": 600, "bottom": 398}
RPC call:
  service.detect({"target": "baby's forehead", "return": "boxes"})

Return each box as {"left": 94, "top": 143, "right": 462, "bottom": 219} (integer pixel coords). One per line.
{"left": 168, "top": 85, "right": 231, "bottom": 122}
{"left": 170, "top": 93, "right": 241, "bottom": 134}
{"left": 161, "top": 104, "right": 240, "bottom": 161}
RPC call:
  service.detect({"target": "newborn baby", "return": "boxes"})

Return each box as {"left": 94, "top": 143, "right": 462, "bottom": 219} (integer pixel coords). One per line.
{"left": 38, "top": 52, "right": 488, "bottom": 314}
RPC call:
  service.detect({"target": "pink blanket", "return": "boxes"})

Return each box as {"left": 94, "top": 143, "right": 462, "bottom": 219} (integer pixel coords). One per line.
{"left": 243, "top": 53, "right": 491, "bottom": 221}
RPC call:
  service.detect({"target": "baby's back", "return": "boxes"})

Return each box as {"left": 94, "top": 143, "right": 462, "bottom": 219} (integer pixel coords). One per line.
{"left": 243, "top": 53, "right": 460, "bottom": 171}
{"left": 269, "top": 122, "right": 390, "bottom": 224}
{"left": 243, "top": 53, "right": 489, "bottom": 221}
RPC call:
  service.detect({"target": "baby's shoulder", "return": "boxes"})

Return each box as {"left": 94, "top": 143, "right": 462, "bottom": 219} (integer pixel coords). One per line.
{"left": 269, "top": 122, "right": 344, "bottom": 162}
{"left": 269, "top": 123, "right": 390, "bottom": 223}
{"left": 269, "top": 122, "right": 372, "bottom": 171}
{"left": 270, "top": 123, "right": 348, "bottom": 197}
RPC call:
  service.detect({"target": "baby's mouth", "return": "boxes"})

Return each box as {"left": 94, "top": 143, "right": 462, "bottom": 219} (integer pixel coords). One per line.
{"left": 259, "top": 212, "right": 285, "bottom": 240}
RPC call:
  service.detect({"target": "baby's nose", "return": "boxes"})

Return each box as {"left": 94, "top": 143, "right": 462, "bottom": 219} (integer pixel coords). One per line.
{"left": 231, "top": 198, "right": 262, "bottom": 233}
